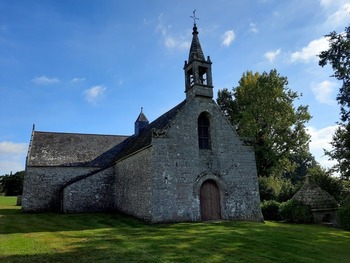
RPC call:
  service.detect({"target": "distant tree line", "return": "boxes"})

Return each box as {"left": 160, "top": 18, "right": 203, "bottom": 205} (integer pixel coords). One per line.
{"left": 0, "top": 171, "right": 25, "bottom": 196}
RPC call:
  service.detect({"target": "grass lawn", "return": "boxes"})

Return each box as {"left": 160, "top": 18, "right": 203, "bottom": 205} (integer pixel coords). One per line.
{"left": 0, "top": 196, "right": 349, "bottom": 263}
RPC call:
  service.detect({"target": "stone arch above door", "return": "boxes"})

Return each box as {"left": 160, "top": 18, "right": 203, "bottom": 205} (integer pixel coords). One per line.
{"left": 193, "top": 173, "right": 227, "bottom": 196}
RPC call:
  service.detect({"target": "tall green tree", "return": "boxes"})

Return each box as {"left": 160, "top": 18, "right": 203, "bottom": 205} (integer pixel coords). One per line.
{"left": 217, "top": 69, "right": 311, "bottom": 178}
{"left": 0, "top": 171, "right": 25, "bottom": 196}
{"left": 319, "top": 24, "right": 350, "bottom": 180}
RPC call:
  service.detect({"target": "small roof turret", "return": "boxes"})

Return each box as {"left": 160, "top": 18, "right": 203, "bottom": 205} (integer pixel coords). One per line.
{"left": 134, "top": 107, "right": 149, "bottom": 135}
{"left": 135, "top": 107, "right": 148, "bottom": 123}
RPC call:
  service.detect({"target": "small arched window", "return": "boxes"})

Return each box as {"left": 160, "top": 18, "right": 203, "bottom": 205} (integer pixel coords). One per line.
{"left": 198, "top": 113, "right": 210, "bottom": 149}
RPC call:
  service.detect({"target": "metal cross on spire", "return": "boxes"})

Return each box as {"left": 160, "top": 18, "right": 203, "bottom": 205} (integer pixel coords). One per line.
{"left": 190, "top": 9, "right": 199, "bottom": 26}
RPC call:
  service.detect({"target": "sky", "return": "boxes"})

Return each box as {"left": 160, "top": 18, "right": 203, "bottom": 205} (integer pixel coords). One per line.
{"left": 0, "top": 0, "right": 349, "bottom": 175}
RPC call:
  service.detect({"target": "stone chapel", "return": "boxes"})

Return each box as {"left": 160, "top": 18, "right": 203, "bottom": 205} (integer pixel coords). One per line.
{"left": 22, "top": 21, "right": 263, "bottom": 223}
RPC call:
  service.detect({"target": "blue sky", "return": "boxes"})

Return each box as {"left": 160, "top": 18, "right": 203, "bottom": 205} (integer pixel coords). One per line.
{"left": 0, "top": 0, "right": 349, "bottom": 175}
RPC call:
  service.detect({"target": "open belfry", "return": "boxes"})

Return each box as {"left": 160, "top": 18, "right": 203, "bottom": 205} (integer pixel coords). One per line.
{"left": 23, "top": 13, "right": 263, "bottom": 223}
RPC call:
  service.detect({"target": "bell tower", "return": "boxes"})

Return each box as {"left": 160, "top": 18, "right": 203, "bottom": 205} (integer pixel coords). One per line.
{"left": 184, "top": 11, "right": 213, "bottom": 100}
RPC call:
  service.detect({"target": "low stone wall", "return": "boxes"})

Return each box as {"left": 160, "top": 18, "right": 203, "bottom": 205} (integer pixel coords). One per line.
{"left": 311, "top": 208, "right": 339, "bottom": 227}
{"left": 22, "top": 166, "right": 98, "bottom": 212}
{"left": 62, "top": 166, "right": 116, "bottom": 213}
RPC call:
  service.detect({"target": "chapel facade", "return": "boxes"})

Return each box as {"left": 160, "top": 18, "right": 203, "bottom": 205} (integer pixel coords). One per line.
{"left": 22, "top": 22, "right": 263, "bottom": 223}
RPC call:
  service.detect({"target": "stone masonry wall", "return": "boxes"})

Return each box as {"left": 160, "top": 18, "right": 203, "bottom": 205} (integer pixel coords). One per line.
{"left": 62, "top": 166, "right": 116, "bottom": 213}
{"left": 114, "top": 147, "right": 153, "bottom": 221}
{"left": 150, "top": 96, "right": 263, "bottom": 222}
{"left": 22, "top": 166, "right": 98, "bottom": 212}
{"left": 151, "top": 135, "right": 200, "bottom": 222}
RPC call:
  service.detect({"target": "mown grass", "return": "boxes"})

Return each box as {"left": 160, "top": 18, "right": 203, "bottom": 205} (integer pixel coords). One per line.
{"left": 0, "top": 196, "right": 349, "bottom": 263}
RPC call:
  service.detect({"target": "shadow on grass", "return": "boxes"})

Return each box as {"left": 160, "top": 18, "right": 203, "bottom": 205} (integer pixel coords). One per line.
{"left": 1, "top": 204, "right": 350, "bottom": 262}
{"left": 1, "top": 219, "right": 350, "bottom": 263}
{"left": 0, "top": 208, "right": 22, "bottom": 215}
{"left": 0, "top": 208, "right": 144, "bottom": 235}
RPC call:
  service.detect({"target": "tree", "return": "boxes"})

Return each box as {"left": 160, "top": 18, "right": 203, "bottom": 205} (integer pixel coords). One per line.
{"left": 324, "top": 123, "right": 350, "bottom": 180}
{"left": 259, "top": 175, "right": 295, "bottom": 202}
{"left": 217, "top": 69, "right": 311, "bottom": 178}
{"left": 284, "top": 151, "right": 319, "bottom": 184}
{"left": 308, "top": 165, "right": 343, "bottom": 201}
{"left": 0, "top": 171, "right": 25, "bottom": 196}
{"left": 319, "top": 24, "right": 350, "bottom": 180}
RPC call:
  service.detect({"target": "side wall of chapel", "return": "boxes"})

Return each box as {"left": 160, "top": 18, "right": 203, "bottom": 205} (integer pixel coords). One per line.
{"left": 114, "top": 147, "right": 153, "bottom": 221}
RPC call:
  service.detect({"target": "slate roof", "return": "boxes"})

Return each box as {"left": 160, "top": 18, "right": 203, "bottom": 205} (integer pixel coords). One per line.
{"left": 93, "top": 100, "right": 187, "bottom": 166}
{"left": 292, "top": 177, "right": 339, "bottom": 209}
{"left": 27, "top": 100, "right": 187, "bottom": 168}
{"left": 27, "top": 132, "right": 128, "bottom": 167}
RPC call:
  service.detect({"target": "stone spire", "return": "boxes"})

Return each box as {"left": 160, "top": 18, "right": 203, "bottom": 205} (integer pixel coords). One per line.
{"left": 134, "top": 107, "right": 149, "bottom": 135}
{"left": 188, "top": 23, "right": 205, "bottom": 62}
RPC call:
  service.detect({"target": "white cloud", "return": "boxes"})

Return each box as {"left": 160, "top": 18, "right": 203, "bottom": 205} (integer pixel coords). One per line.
{"left": 84, "top": 85, "right": 106, "bottom": 103}
{"left": 250, "top": 23, "right": 258, "bottom": 33}
{"left": 320, "top": 0, "right": 349, "bottom": 9}
{"left": 264, "top": 49, "right": 281, "bottom": 62}
{"left": 221, "top": 30, "right": 235, "bottom": 47}
{"left": 319, "top": 0, "right": 327, "bottom": 6}
{"left": 0, "top": 141, "right": 27, "bottom": 156}
{"left": 320, "top": 0, "right": 350, "bottom": 27}
{"left": 164, "top": 36, "right": 190, "bottom": 50}
{"left": 311, "top": 80, "right": 338, "bottom": 105}
{"left": 156, "top": 14, "right": 190, "bottom": 50}
{"left": 71, "top": 77, "right": 86, "bottom": 83}
{"left": 326, "top": 3, "right": 350, "bottom": 27}
{"left": 306, "top": 125, "right": 338, "bottom": 169}
{"left": 32, "top": 75, "right": 60, "bottom": 85}
{"left": 290, "top": 37, "right": 329, "bottom": 63}
{"left": 0, "top": 141, "right": 27, "bottom": 175}
{"left": 164, "top": 37, "right": 176, "bottom": 48}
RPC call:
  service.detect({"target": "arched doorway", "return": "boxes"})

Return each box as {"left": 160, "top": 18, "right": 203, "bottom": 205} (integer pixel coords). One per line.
{"left": 200, "top": 180, "right": 221, "bottom": 221}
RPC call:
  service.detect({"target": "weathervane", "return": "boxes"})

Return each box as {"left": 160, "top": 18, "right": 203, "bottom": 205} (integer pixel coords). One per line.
{"left": 190, "top": 9, "right": 199, "bottom": 26}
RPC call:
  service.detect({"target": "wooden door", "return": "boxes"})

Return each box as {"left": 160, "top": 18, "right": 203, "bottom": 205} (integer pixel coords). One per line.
{"left": 200, "top": 180, "right": 221, "bottom": 221}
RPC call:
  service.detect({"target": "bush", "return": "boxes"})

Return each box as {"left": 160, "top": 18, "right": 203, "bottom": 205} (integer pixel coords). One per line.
{"left": 279, "top": 200, "right": 313, "bottom": 223}
{"left": 261, "top": 200, "right": 281, "bottom": 221}
{"left": 337, "top": 197, "right": 350, "bottom": 230}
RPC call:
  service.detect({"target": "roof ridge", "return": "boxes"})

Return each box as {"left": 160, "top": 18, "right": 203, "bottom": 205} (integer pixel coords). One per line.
{"left": 33, "top": 130, "right": 129, "bottom": 137}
